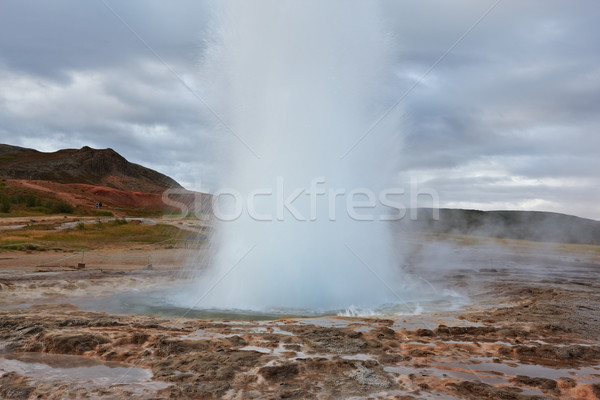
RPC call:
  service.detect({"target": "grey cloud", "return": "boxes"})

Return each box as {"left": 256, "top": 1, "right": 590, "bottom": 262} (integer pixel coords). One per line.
{"left": 0, "top": 1, "right": 210, "bottom": 80}
{"left": 0, "top": 1, "right": 598, "bottom": 219}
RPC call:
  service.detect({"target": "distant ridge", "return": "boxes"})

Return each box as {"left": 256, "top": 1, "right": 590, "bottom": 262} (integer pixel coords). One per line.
{"left": 0, "top": 144, "right": 182, "bottom": 193}
{"left": 407, "top": 208, "right": 600, "bottom": 245}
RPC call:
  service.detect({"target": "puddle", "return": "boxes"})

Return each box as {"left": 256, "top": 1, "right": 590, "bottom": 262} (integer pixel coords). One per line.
{"left": 439, "top": 360, "right": 600, "bottom": 381}
{"left": 391, "top": 315, "right": 484, "bottom": 331}
{"left": 57, "top": 218, "right": 156, "bottom": 230}
{"left": 384, "top": 364, "right": 507, "bottom": 386}
{"left": 342, "top": 354, "right": 375, "bottom": 361}
{"left": 294, "top": 352, "right": 332, "bottom": 360}
{"left": 271, "top": 326, "right": 296, "bottom": 336}
{"left": 240, "top": 346, "right": 271, "bottom": 354}
{"left": 384, "top": 359, "right": 600, "bottom": 388}
{"left": 181, "top": 329, "right": 230, "bottom": 340}
{"left": 432, "top": 365, "right": 511, "bottom": 385}
{"left": 296, "top": 318, "right": 351, "bottom": 328}
{"left": 0, "top": 225, "right": 26, "bottom": 230}
{"left": 404, "top": 341, "right": 436, "bottom": 346}
{"left": 233, "top": 326, "right": 296, "bottom": 336}
{"left": 0, "top": 352, "right": 169, "bottom": 391}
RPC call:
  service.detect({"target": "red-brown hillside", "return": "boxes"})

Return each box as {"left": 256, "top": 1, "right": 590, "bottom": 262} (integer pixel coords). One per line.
{"left": 0, "top": 144, "right": 205, "bottom": 215}
{"left": 0, "top": 144, "right": 181, "bottom": 194}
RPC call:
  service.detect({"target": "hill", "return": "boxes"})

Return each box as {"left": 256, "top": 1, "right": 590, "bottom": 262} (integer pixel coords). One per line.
{"left": 0, "top": 144, "right": 181, "bottom": 193}
{"left": 405, "top": 208, "right": 600, "bottom": 245}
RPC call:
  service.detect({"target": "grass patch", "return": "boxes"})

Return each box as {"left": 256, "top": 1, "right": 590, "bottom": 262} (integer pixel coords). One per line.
{"left": 94, "top": 210, "right": 114, "bottom": 217}
{"left": 0, "top": 183, "right": 75, "bottom": 216}
{"left": 29, "top": 206, "right": 51, "bottom": 213}
{"left": 50, "top": 201, "right": 74, "bottom": 214}
{"left": 0, "top": 196, "right": 10, "bottom": 213}
{"left": 0, "top": 223, "right": 183, "bottom": 251}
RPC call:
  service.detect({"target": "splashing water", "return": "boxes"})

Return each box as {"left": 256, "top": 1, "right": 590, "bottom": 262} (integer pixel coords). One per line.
{"left": 176, "top": 1, "right": 428, "bottom": 314}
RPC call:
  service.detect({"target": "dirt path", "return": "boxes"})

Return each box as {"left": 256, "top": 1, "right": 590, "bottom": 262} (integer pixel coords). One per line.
{"left": 0, "top": 215, "right": 90, "bottom": 228}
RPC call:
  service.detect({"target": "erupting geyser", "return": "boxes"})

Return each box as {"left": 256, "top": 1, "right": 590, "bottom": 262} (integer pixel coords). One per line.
{"left": 182, "top": 0, "right": 422, "bottom": 313}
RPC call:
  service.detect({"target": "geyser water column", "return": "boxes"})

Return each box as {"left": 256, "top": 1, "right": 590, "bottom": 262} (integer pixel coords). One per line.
{"left": 192, "top": 0, "right": 411, "bottom": 312}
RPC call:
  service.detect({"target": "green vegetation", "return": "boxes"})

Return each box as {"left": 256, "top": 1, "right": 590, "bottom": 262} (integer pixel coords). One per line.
{"left": 0, "top": 242, "right": 48, "bottom": 252}
{"left": 0, "top": 196, "right": 10, "bottom": 213}
{"left": 50, "top": 201, "right": 74, "bottom": 214}
{"left": 94, "top": 210, "right": 114, "bottom": 217}
{"left": 0, "top": 181, "right": 166, "bottom": 218}
{"left": 29, "top": 206, "right": 51, "bottom": 213}
{"left": 0, "top": 222, "right": 183, "bottom": 251}
{"left": 0, "top": 186, "right": 74, "bottom": 216}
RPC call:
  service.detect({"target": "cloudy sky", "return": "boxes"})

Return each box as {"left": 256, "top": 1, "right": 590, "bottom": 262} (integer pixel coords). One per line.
{"left": 1, "top": 1, "right": 599, "bottom": 220}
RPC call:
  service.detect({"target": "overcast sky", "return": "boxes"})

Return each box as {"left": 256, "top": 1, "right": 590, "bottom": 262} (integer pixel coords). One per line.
{"left": 1, "top": 1, "right": 599, "bottom": 220}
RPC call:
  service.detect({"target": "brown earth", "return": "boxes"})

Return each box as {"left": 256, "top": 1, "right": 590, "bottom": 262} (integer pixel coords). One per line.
{"left": 0, "top": 144, "right": 181, "bottom": 194}
{"left": 0, "top": 233, "right": 599, "bottom": 399}
{"left": 0, "top": 179, "right": 206, "bottom": 218}
{"left": 11, "top": 179, "right": 168, "bottom": 212}
{"left": 0, "top": 144, "right": 213, "bottom": 218}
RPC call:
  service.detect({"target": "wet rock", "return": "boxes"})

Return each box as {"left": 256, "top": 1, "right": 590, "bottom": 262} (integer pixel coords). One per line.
{"left": 344, "top": 361, "right": 391, "bottom": 388}
{"left": 227, "top": 335, "right": 247, "bottom": 347}
{"left": 102, "top": 350, "right": 118, "bottom": 361}
{"left": 299, "top": 326, "right": 368, "bottom": 354}
{"left": 540, "top": 323, "right": 571, "bottom": 333}
{"left": 415, "top": 329, "right": 435, "bottom": 337}
{"left": 153, "top": 337, "right": 208, "bottom": 356}
{"left": 592, "top": 383, "right": 600, "bottom": 398}
{"left": 40, "top": 333, "right": 111, "bottom": 354}
{"left": 0, "top": 372, "right": 35, "bottom": 399}
{"left": 408, "top": 349, "right": 434, "bottom": 357}
{"left": 87, "top": 318, "right": 123, "bottom": 327}
{"left": 259, "top": 363, "right": 299, "bottom": 382}
{"left": 371, "top": 318, "right": 394, "bottom": 326}
{"left": 378, "top": 353, "right": 410, "bottom": 364}
{"left": 278, "top": 389, "right": 312, "bottom": 399}
{"left": 434, "top": 325, "right": 497, "bottom": 336}
{"left": 0, "top": 317, "right": 20, "bottom": 331}
{"left": 496, "top": 327, "right": 529, "bottom": 338}
{"left": 500, "top": 344, "right": 600, "bottom": 364}
{"left": 15, "top": 323, "right": 44, "bottom": 336}
{"left": 373, "top": 326, "right": 396, "bottom": 339}
{"left": 511, "top": 375, "right": 557, "bottom": 390}
{"left": 556, "top": 377, "right": 576, "bottom": 389}
{"left": 446, "top": 380, "right": 521, "bottom": 400}
{"left": 130, "top": 332, "right": 149, "bottom": 345}
{"left": 180, "top": 381, "right": 231, "bottom": 399}
{"left": 1, "top": 264, "right": 599, "bottom": 400}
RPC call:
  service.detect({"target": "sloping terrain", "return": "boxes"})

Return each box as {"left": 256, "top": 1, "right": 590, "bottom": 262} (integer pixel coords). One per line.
{"left": 14, "top": 179, "right": 168, "bottom": 213}
{"left": 0, "top": 178, "right": 203, "bottom": 217}
{"left": 406, "top": 208, "right": 600, "bottom": 245}
{"left": 0, "top": 144, "right": 181, "bottom": 194}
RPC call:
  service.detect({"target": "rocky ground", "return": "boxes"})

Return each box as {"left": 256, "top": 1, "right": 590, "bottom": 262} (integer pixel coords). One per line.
{"left": 0, "top": 235, "right": 599, "bottom": 399}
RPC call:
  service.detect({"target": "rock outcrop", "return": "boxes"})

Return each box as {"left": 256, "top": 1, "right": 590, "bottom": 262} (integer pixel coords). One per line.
{"left": 0, "top": 144, "right": 181, "bottom": 193}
